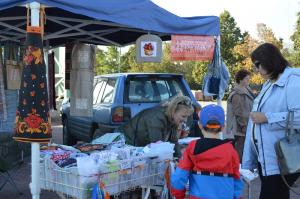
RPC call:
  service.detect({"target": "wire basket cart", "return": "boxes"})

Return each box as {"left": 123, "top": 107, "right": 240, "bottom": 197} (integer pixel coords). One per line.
{"left": 40, "top": 155, "right": 171, "bottom": 199}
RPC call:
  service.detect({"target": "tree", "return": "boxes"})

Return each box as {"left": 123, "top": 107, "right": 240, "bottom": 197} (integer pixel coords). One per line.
{"left": 219, "top": 10, "right": 248, "bottom": 86}
{"left": 233, "top": 35, "right": 264, "bottom": 84}
{"left": 220, "top": 10, "right": 247, "bottom": 67}
{"left": 191, "top": 61, "right": 209, "bottom": 89}
{"left": 291, "top": 11, "right": 300, "bottom": 51}
{"left": 284, "top": 49, "right": 300, "bottom": 66}
{"left": 256, "top": 23, "right": 283, "bottom": 49}
{"left": 121, "top": 45, "right": 138, "bottom": 72}
{"left": 95, "top": 46, "right": 121, "bottom": 75}
{"left": 233, "top": 23, "right": 285, "bottom": 85}
{"left": 290, "top": 11, "right": 300, "bottom": 66}
{"left": 121, "top": 42, "right": 204, "bottom": 90}
{"left": 94, "top": 48, "right": 106, "bottom": 75}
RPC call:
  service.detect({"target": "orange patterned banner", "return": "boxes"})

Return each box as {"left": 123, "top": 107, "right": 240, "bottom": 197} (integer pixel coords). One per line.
{"left": 26, "top": 26, "right": 42, "bottom": 34}
{"left": 13, "top": 32, "right": 52, "bottom": 143}
{"left": 171, "top": 35, "right": 215, "bottom": 61}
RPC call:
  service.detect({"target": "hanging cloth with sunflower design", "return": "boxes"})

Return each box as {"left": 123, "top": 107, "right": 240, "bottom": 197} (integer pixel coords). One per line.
{"left": 13, "top": 7, "right": 52, "bottom": 143}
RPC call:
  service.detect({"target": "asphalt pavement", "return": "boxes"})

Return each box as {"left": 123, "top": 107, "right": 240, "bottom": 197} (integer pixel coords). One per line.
{"left": 0, "top": 108, "right": 299, "bottom": 199}
{"left": 0, "top": 114, "right": 62, "bottom": 199}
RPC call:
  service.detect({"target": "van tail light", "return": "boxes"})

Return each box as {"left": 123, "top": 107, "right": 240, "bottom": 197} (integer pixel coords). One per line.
{"left": 112, "top": 107, "right": 131, "bottom": 123}
{"left": 112, "top": 107, "right": 123, "bottom": 122}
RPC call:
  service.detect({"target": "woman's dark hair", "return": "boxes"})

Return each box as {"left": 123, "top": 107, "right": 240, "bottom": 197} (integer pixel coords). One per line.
{"left": 235, "top": 69, "right": 251, "bottom": 84}
{"left": 251, "top": 43, "right": 289, "bottom": 80}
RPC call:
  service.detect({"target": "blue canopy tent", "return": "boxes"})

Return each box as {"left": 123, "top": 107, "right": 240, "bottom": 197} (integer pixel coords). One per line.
{"left": 0, "top": 0, "right": 220, "bottom": 47}
{"left": 0, "top": 1, "right": 221, "bottom": 198}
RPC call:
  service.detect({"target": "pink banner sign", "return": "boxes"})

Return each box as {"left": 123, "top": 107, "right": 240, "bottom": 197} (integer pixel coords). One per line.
{"left": 171, "top": 35, "right": 215, "bottom": 61}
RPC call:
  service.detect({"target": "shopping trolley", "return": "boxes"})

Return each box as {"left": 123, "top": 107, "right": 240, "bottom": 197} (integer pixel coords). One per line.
{"left": 40, "top": 155, "right": 172, "bottom": 199}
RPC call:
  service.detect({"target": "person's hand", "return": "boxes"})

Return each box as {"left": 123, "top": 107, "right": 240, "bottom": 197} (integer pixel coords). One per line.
{"left": 180, "top": 130, "right": 189, "bottom": 138}
{"left": 173, "top": 157, "right": 179, "bottom": 167}
{"left": 250, "top": 112, "right": 268, "bottom": 124}
{"left": 178, "top": 122, "right": 189, "bottom": 138}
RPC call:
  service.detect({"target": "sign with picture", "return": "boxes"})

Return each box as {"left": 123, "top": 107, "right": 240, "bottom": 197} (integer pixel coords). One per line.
{"left": 171, "top": 35, "right": 215, "bottom": 61}
{"left": 136, "top": 34, "right": 162, "bottom": 62}
{"left": 141, "top": 41, "right": 157, "bottom": 57}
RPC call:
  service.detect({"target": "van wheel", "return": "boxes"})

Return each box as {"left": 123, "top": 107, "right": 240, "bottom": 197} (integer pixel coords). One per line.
{"left": 62, "top": 118, "right": 77, "bottom": 146}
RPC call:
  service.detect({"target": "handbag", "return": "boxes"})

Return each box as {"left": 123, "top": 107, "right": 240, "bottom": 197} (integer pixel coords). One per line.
{"left": 208, "top": 76, "right": 220, "bottom": 95}
{"left": 274, "top": 111, "right": 300, "bottom": 176}
{"left": 207, "top": 41, "right": 220, "bottom": 95}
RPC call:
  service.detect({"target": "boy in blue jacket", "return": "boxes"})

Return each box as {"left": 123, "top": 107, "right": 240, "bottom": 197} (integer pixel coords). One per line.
{"left": 171, "top": 104, "right": 243, "bottom": 199}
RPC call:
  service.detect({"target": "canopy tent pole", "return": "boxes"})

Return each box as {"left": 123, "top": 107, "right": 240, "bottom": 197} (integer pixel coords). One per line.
{"left": 29, "top": 2, "right": 41, "bottom": 199}
{"left": 216, "top": 35, "right": 222, "bottom": 107}
{"left": 216, "top": 35, "right": 224, "bottom": 140}
{"left": 44, "top": 40, "right": 50, "bottom": 98}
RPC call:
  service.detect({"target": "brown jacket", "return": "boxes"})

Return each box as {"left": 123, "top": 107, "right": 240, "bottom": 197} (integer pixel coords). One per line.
{"left": 118, "top": 106, "right": 182, "bottom": 157}
{"left": 226, "top": 85, "right": 254, "bottom": 136}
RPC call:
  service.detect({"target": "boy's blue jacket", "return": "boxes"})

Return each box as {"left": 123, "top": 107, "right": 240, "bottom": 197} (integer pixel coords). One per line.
{"left": 171, "top": 138, "right": 243, "bottom": 199}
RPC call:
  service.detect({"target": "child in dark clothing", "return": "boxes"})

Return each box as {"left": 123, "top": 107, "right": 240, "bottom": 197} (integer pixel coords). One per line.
{"left": 171, "top": 104, "right": 243, "bottom": 199}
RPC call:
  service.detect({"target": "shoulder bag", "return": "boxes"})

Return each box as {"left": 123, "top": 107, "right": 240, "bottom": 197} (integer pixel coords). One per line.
{"left": 274, "top": 111, "right": 300, "bottom": 175}
{"left": 274, "top": 111, "right": 300, "bottom": 194}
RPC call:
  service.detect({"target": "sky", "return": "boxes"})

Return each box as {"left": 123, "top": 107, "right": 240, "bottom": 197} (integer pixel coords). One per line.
{"left": 152, "top": 0, "right": 300, "bottom": 47}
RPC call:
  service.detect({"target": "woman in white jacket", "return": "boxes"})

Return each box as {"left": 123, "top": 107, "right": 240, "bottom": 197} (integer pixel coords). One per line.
{"left": 242, "top": 43, "right": 300, "bottom": 199}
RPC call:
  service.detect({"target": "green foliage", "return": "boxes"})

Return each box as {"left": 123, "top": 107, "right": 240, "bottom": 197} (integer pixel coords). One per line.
{"left": 290, "top": 11, "right": 300, "bottom": 67}
{"left": 284, "top": 48, "right": 300, "bottom": 67}
{"left": 233, "top": 35, "right": 262, "bottom": 84}
{"left": 95, "top": 46, "right": 121, "bottom": 75}
{"left": 256, "top": 23, "right": 283, "bottom": 49}
{"left": 191, "top": 62, "right": 209, "bottom": 89}
{"left": 121, "top": 45, "right": 138, "bottom": 72}
{"left": 232, "top": 23, "right": 286, "bottom": 85}
{"left": 219, "top": 10, "right": 248, "bottom": 85}
{"left": 94, "top": 9, "right": 300, "bottom": 90}
{"left": 291, "top": 11, "right": 300, "bottom": 51}
{"left": 121, "top": 42, "right": 208, "bottom": 90}
{"left": 220, "top": 10, "right": 246, "bottom": 68}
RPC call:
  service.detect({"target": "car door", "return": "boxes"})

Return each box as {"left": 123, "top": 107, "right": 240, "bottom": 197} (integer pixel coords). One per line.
{"left": 92, "top": 77, "right": 119, "bottom": 130}
{"left": 68, "top": 79, "right": 99, "bottom": 142}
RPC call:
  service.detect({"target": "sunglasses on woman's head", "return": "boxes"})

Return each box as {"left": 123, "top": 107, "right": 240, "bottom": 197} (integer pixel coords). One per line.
{"left": 178, "top": 99, "right": 192, "bottom": 106}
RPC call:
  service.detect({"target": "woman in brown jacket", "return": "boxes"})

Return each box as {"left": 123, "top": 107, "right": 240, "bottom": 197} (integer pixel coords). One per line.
{"left": 226, "top": 69, "right": 255, "bottom": 160}
{"left": 118, "top": 95, "right": 194, "bottom": 158}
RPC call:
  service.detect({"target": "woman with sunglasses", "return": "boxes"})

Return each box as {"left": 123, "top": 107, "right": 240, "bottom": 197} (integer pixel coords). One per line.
{"left": 118, "top": 95, "right": 194, "bottom": 157}
{"left": 242, "top": 43, "right": 300, "bottom": 199}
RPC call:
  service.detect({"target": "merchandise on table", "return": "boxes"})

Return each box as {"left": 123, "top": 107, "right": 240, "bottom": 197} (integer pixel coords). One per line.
{"left": 40, "top": 140, "right": 174, "bottom": 199}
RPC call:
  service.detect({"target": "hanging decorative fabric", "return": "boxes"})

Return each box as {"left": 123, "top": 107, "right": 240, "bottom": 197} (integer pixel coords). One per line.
{"left": 5, "top": 43, "right": 22, "bottom": 90}
{"left": 65, "top": 43, "right": 73, "bottom": 89}
{"left": 202, "top": 39, "right": 230, "bottom": 99}
{"left": 0, "top": 44, "right": 7, "bottom": 121}
{"left": 13, "top": 9, "right": 52, "bottom": 143}
{"left": 70, "top": 43, "right": 94, "bottom": 117}
{"left": 48, "top": 52, "right": 56, "bottom": 110}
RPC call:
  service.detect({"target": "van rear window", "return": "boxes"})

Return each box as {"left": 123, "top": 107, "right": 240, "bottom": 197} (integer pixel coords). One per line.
{"left": 125, "top": 77, "right": 187, "bottom": 103}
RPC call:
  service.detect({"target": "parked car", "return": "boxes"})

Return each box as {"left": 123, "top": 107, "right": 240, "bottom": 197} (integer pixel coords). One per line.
{"left": 61, "top": 73, "right": 201, "bottom": 145}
